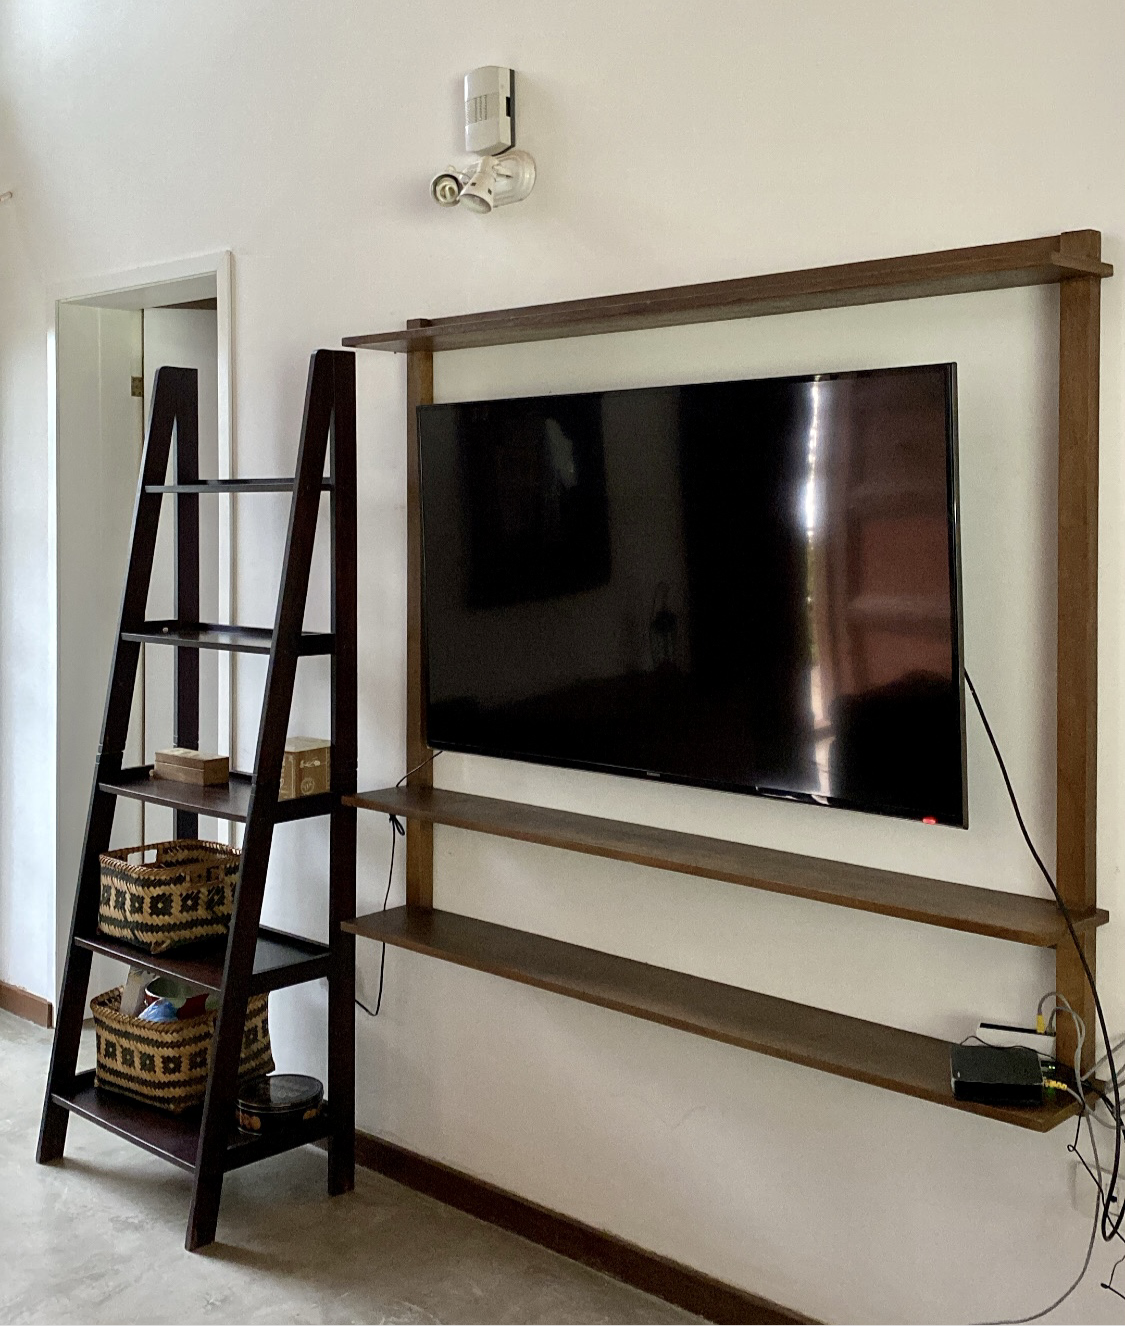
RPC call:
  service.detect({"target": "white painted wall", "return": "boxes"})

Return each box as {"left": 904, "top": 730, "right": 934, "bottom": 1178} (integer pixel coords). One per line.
{"left": 0, "top": 3, "right": 1122, "bottom": 1320}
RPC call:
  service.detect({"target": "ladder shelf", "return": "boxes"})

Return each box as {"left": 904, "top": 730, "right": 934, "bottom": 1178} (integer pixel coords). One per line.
{"left": 38, "top": 349, "right": 357, "bottom": 1251}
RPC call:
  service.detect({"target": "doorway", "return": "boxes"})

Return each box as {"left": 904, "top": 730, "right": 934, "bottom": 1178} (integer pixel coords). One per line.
{"left": 51, "top": 253, "right": 233, "bottom": 996}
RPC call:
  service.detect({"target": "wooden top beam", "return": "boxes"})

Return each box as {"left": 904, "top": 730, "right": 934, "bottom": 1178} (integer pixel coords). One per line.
{"left": 344, "top": 232, "right": 1111, "bottom": 354}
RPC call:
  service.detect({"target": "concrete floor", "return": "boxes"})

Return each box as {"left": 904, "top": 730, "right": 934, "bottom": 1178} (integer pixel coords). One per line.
{"left": 0, "top": 1010, "right": 697, "bottom": 1325}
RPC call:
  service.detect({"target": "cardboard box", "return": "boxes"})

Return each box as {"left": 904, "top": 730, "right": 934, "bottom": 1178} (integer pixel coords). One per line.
{"left": 153, "top": 748, "right": 229, "bottom": 786}
{"left": 280, "top": 738, "right": 331, "bottom": 800}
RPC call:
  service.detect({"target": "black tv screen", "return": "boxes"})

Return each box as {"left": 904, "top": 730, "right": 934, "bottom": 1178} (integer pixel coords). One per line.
{"left": 418, "top": 364, "right": 966, "bottom": 826}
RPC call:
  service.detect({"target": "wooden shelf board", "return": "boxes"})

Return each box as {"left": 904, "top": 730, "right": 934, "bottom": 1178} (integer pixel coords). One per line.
{"left": 75, "top": 926, "right": 331, "bottom": 995}
{"left": 53, "top": 1071, "right": 332, "bottom": 1172}
{"left": 344, "top": 907, "right": 1082, "bottom": 1133}
{"left": 102, "top": 767, "right": 337, "bottom": 824}
{"left": 145, "top": 479, "right": 334, "bottom": 494}
{"left": 344, "top": 234, "right": 1113, "bottom": 354}
{"left": 346, "top": 786, "right": 1106, "bottom": 947}
{"left": 122, "top": 621, "right": 334, "bottom": 656}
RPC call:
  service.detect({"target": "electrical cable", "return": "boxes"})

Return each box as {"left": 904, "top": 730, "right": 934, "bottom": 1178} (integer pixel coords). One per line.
{"left": 965, "top": 670, "right": 1124, "bottom": 1243}
{"left": 356, "top": 750, "right": 441, "bottom": 1019}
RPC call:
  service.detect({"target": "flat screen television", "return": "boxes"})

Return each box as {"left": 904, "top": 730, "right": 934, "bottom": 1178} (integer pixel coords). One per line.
{"left": 417, "top": 363, "right": 966, "bottom": 826}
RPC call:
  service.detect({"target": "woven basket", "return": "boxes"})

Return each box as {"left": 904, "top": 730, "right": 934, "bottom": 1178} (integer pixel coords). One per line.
{"left": 91, "top": 988, "right": 273, "bottom": 1114}
{"left": 98, "top": 839, "right": 240, "bottom": 953}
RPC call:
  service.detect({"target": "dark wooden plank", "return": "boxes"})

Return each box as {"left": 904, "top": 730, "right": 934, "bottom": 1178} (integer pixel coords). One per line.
{"left": 344, "top": 233, "right": 1112, "bottom": 353}
{"left": 1055, "top": 231, "right": 1102, "bottom": 1074}
{"left": 353, "top": 1132, "right": 816, "bottom": 1325}
{"left": 74, "top": 927, "right": 330, "bottom": 995}
{"left": 101, "top": 767, "right": 336, "bottom": 824}
{"left": 54, "top": 1071, "right": 332, "bottom": 1174}
{"left": 123, "top": 621, "right": 334, "bottom": 655}
{"left": 405, "top": 327, "right": 435, "bottom": 909}
{"left": 346, "top": 786, "right": 1106, "bottom": 947}
{"left": 344, "top": 907, "right": 1082, "bottom": 1133}
{"left": 54, "top": 1071, "right": 200, "bottom": 1170}
{"left": 146, "top": 479, "right": 334, "bottom": 494}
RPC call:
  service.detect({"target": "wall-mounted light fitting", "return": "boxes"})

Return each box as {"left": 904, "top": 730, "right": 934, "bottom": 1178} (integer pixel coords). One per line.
{"left": 430, "top": 66, "right": 536, "bottom": 215}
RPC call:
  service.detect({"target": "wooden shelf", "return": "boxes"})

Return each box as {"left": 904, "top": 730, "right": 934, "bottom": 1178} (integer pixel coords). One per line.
{"left": 103, "top": 767, "right": 337, "bottom": 824}
{"left": 346, "top": 786, "right": 1107, "bottom": 947}
{"left": 75, "top": 926, "right": 330, "bottom": 995}
{"left": 122, "top": 621, "right": 334, "bottom": 656}
{"left": 52, "top": 1070, "right": 332, "bottom": 1172}
{"left": 344, "top": 233, "right": 1113, "bottom": 354}
{"left": 145, "top": 478, "right": 334, "bottom": 494}
{"left": 344, "top": 907, "right": 1082, "bottom": 1132}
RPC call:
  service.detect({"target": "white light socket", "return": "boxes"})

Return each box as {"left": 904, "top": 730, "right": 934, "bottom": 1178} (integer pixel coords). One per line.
{"left": 465, "top": 66, "right": 514, "bottom": 155}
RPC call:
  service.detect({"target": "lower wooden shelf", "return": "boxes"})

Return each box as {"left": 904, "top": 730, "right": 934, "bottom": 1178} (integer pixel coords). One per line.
{"left": 344, "top": 906, "right": 1084, "bottom": 1133}
{"left": 52, "top": 1070, "right": 332, "bottom": 1172}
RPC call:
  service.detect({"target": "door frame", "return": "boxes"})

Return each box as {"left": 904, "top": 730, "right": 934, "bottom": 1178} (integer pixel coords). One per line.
{"left": 48, "top": 251, "right": 235, "bottom": 995}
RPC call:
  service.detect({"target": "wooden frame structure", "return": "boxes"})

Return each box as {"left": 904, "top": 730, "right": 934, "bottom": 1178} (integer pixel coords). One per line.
{"left": 39, "top": 349, "right": 357, "bottom": 1248}
{"left": 344, "top": 232, "right": 1111, "bottom": 1124}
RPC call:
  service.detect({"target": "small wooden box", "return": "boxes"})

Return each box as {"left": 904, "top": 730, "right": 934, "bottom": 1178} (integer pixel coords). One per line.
{"left": 153, "top": 747, "right": 230, "bottom": 786}
{"left": 280, "top": 738, "right": 331, "bottom": 800}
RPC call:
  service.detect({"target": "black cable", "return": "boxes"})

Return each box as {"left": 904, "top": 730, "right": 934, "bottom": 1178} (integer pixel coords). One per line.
{"left": 397, "top": 749, "right": 441, "bottom": 788}
{"left": 966, "top": 670, "right": 1123, "bottom": 1243}
{"left": 355, "top": 813, "right": 405, "bottom": 1018}
{"left": 355, "top": 751, "right": 441, "bottom": 1020}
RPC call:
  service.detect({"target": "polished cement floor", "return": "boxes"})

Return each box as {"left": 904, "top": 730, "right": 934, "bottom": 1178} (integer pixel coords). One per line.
{"left": 0, "top": 1011, "right": 696, "bottom": 1325}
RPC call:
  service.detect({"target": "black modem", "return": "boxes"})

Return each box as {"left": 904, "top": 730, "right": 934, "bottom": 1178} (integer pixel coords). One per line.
{"left": 950, "top": 1044, "right": 1044, "bottom": 1107}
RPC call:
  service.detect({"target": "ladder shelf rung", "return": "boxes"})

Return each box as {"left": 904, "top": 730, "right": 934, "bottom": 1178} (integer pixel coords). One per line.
{"left": 74, "top": 927, "right": 331, "bottom": 995}
{"left": 145, "top": 478, "right": 335, "bottom": 494}
{"left": 121, "top": 622, "right": 334, "bottom": 656}
{"left": 53, "top": 1071, "right": 333, "bottom": 1173}
{"left": 100, "top": 768, "right": 338, "bottom": 824}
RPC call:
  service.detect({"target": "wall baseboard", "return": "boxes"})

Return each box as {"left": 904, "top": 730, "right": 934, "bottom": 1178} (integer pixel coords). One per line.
{"left": 0, "top": 980, "right": 53, "bottom": 1028}
{"left": 353, "top": 1131, "right": 814, "bottom": 1325}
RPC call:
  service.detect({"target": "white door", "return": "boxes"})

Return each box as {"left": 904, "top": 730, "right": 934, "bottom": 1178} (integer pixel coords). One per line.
{"left": 55, "top": 303, "right": 145, "bottom": 990}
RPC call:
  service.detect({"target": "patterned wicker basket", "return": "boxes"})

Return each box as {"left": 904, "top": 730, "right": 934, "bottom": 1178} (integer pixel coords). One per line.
{"left": 91, "top": 988, "right": 274, "bottom": 1114}
{"left": 98, "top": 839, "right": 240, "bottom": 953}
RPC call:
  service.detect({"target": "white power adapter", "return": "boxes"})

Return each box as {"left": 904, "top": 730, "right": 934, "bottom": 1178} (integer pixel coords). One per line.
{"left": 975, "top": 1020, "right": 1057, "bottom": 1059}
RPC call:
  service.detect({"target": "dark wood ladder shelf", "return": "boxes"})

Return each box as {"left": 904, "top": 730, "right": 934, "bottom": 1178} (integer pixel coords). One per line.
{"left": 343, "top": 906, "right": 1084, "bottom": 1133}
{"left": 347, "top": 786, "right": 1108, "bottom": 947}
{"left": 39, "top": 350, "right": 358, "bottom": 1251}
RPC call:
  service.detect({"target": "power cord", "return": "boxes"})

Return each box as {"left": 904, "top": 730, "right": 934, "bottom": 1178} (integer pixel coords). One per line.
{"left": 966, "top": 670, "right": 1122, "bottom": 1235}
{"left": 966, "top": 671, "right": 1125, "bottom": 1319}
{"left": 355, "top": 750, "right": 442, "bottom": 1019}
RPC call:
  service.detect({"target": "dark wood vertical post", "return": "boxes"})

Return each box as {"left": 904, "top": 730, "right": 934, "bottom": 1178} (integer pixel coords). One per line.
{"left": 1055, "top": 229, "right": 1101, "bottom": 1073}
{"left": 175, "top": 370, "right": 200, "bottom": 840}
{"left": 328, "top": 351, "right": 357, "bottom": 1195}
{"left": 405, "top": 321, "right": 434, "bottom": 909}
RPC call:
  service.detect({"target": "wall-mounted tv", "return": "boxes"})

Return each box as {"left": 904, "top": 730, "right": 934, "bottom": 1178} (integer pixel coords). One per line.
{"left": 417, "top": 364, "right": 966, "bottom": 826}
